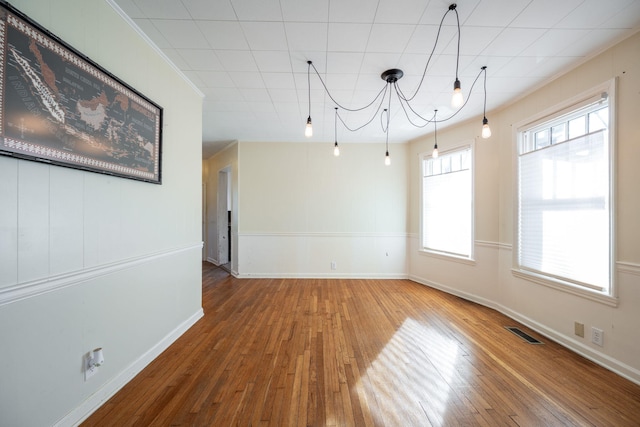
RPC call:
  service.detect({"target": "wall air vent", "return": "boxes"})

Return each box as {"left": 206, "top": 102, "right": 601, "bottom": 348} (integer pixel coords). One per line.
{"left": 505, "top": 326, "right": 543, "bottom": 344}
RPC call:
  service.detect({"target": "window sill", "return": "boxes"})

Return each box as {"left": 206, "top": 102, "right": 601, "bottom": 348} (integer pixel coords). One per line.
{"left": 511, "top": 268, "right": 618, "bottom": 307}
{"left": 418, "top": 249, "right": 476, "bottom": 266}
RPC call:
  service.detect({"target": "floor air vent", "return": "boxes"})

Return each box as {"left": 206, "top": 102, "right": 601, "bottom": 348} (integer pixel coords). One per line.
{"left": 505, "top": 327, "right": 543, "bottom": 344}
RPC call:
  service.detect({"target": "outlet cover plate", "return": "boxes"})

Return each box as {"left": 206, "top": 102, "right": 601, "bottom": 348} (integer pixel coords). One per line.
{"left": 592, "top": 327, "right": 604, "bottom": 346}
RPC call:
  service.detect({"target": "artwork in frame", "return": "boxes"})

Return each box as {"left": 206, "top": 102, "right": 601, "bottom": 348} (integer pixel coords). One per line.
{"left": 0, "top": 1, "right": 163, "bottom": 184}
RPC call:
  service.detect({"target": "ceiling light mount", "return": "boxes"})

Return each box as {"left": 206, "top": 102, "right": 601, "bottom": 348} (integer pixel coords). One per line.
{"left": 381, "top": 69, "right": 404, "bottom": 83}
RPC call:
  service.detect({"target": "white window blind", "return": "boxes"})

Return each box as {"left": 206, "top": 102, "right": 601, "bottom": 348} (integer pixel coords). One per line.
{"left": 422, "top": 147, "right": 472, "bottom": 257}
{"left": 518, "top": 116, "right": 611, "bottom": 292}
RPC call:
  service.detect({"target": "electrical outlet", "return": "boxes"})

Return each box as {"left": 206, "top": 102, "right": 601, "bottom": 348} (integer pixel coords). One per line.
{"left": 592, "top": 327, "right": 604, "bottom": 347}
{"left": 574, "top": 322, "right": 584, "bottom": 338}
{"left": 85, "top": 354, "right": 98, "bottom": 381}
{"left": 330, "top": 261, "right": 337, "bottom": 270}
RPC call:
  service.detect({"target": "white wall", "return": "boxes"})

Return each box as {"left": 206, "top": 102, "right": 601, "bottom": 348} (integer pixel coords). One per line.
{"left": 0, "top": 1, "right": 203, "bottom": 425}
{"left": 237, "top": 141, "right": 408, "bottom": 277}
{"left": 408, "top": 31, "right": 640, "bottom": 384}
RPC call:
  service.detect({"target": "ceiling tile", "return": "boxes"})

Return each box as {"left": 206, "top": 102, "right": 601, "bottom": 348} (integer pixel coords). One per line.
{"left": 481, "top": 28, "right": 547, "bottom": 56}
{"left": 464, "top": 0, "right": 530, "bottom": 27}
{"left": 202, "top": 87, "right": 243, "bottom": 101}
{"left": 404, "top": 24, "right": 456, "bottom": 55}
{"left": 132, "top": 0, "right": 191, "bottom": 19}
{"left": 230, "top": 71, "right": 266, "bottom": 89}
{"left": 329, "top": 0, "right": 378, "bottom": 23}
{"left": 216, "top": 50, "right": 258, "bottom": 72}
{"left": 231, "top": 0, "right": 283, "bottom": 21}
{"left": 150, "top": 19, "right": 210, "bottom": 49}
{"left": 420, "top": 0, "right": 482, "bottom": 25}
{"left": 510, "top": 0, "right": 583, "bottom": 28}
{"left": 326, "top": 52, "right": 365, "bottom": 74}
{"left": 197, "top": 21, "right": 249, "bottom": 50}
{"left": 557, "top": 29, "right": 627, "bottom": 57}
{"left": 374, "top": 0, "right": 429, "bottom": 24}
{"left": 286, "top": 23, "right": 328, "bottom": 52}
{"left": 280, "top": 0, "right": 329, "bottom": 22}
{"left": 327, "top": 23, "right": 372, "bottom": 52}
{"left": 241, "top": 22, "right": 288, "bottom": 51}
{"left": 176, "top": 49, "right": 224, "bottom": 71}
{"left": 261, "top": 72, "right": 297, "bottom": 89}
{"left": 253, "top": 51, "right": 294, "bottom": 73}
{"left": 520, "top": 29, "right": 590, "bottom": 58}
{"left": 239, "top": 88, "right": 272, "bottom": 102}
{"left": 182, "top": 0, "right": 237, "bottom": 20}
{"left": 556, "top": 0, "right": 636, "bottom": 29}
{"left": 367, "top": 24, "right": 416, "bottom": 53}
{"left": 196, "top": 71, "right": 236, "bottom": 88}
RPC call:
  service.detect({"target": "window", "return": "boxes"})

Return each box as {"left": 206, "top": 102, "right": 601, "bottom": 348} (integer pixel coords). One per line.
{"left": 515, "top": 81, "right": 614, "bottom": 301}
{"left": 421, "top": 145, "right": 473, "bottom": 259}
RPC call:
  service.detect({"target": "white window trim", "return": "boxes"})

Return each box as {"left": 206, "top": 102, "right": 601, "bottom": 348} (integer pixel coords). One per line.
{"left": 419, "top": 140, "right": 476, "bottom": 262}
{"left": 511, "top": 78, "right": 617, "bottom": 306}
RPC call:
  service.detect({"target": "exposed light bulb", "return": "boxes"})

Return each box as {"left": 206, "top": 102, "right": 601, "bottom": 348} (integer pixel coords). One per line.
{"left": 334, "top": 142, "right": 340, "bottom": 157}
{"left": 451, "top": 78, "right": 463, "bottom": 108}
{"left": 432, "top": 144, "right": 439, "bottom": 159}
{"left": 305, "top": 116, "right": 313, "bottom": 138}
{"left": 385, "top": 151, "right": 391, "bottom": 166}
{"left": 482, "top": 117, "right": 492, "bottom": 139}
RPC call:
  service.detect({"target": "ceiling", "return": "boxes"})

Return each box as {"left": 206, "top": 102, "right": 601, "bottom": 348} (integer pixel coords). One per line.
{"left": 111, "top": 0, "right": 640, "bottom": 158}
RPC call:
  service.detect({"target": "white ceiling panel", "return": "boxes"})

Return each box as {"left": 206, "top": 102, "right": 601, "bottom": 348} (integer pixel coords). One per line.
{"left": 374, "top": 0, "right": 429, "bottom": 24}
{"left": 197, "top": 21, "right": 249, "bottom": 50}
{"left": 177, "top": 49, "right": 224, "bottom": 71}
{"left": 231, "top": 0, "right": 283, "bottom": 21}
{"left": 110, "top": 0, "right": 640, "bottom": 153}
{"left": 510, "top": 0, "right": 583, "bottom": 28}
{"left": 329, "top": 0, "right": 378, "bottom": 23}
{"left": 132, "top": 0, "right": 191, "bottom": 19}
{"left": 367, "top": 24, "right": 417, "bottom": 53}
{"left": 556, "top": 0, "right": 636, "bottom": 29}
{"left": 182, "top": 0, "right": 237, "bottom": 20}
{"left": 241, "top": 22, "right": 288, "bottom": 51}
{"left": 150, "top": 19, "right": 210, "bottom": 49}
{"left": 464, "top": 0, "right": 530, "bottom": 27}
{"left": 327, "top": 23, "right": 372, "bottom": 52}
{"left": 215, "top": 50, "right": 258, "bottom": 72}
{"left": 285, "top": 23, "right": 329, "bottom": 52}
{"left": 253, "top": 51, "right": 294, "bottom": 73}
{"left": 280, "top": 0, "right": 329, "bottom": 22}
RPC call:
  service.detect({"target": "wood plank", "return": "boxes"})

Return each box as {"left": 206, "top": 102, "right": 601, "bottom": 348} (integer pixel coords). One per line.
{"left": 82, "top": 262, "right": 640, "bottom": 426}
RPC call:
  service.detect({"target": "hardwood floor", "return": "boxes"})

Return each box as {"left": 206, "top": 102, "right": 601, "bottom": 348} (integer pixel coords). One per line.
{"left": 83, "top": 262, "right": 640, "bottom": 426}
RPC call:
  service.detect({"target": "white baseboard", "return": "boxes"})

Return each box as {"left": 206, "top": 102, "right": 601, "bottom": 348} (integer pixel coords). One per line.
{"left": 408, "top": 274, "right": 640, "bottom": 386}
{"left": 235, "top": 272, "right": 409, "bottom": 279}
{"left": 55, "top": 308, "right": 204, "bottom": 427}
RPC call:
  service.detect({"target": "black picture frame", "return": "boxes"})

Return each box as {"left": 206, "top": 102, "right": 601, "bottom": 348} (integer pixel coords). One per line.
{"left": 0, "top": 1, "right": 163, "bottom": 184}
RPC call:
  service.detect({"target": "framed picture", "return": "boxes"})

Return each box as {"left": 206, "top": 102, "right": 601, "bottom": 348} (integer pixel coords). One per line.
{"left": 0, "top": 1, "right": 163, "bottom": 184}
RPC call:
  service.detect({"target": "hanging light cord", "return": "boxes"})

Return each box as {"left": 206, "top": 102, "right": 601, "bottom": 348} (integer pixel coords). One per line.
{"left": 401, "top": 4, "right": 456, "bottom": 102}
{"left": 307, "top": 61, "right": 311, "bottom": 117}
{"left": 482, "top": 66, "right": 488, "bottom": 118}
{"left": 454, "top": 5, "right": 461, "bottom": 84}
{"left": 309, "top": 62, "right": 388, "bottom": 112}
{"left": 334, "top": 107, "right": 338, "bottom": 141}
{"left": 394, "top": 66, "right": 485, "bottom": 128}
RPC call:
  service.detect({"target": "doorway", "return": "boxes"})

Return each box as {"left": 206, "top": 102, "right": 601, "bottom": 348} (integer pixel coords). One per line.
{"left": 217, "top": 166, "right": 232, "bottom": 272}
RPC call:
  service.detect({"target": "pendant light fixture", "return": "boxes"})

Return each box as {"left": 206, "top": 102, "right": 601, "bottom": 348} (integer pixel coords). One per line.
{"left": 432, "top": 109, "right": 439, "bottom": 159}
{"left": 303, "top": 3, "right": 490, "bottom": 156}
{"left": 481, "top": 66, "right": 492, "bottom": 139}
{"left": 333, "top": 107, "right": 340, "bottom": 156}
{"left": 450, "top": 4, "right": 463, "bottom": 109}
{"left": 305, "top": 61, "right": 313, "bottom": 138}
